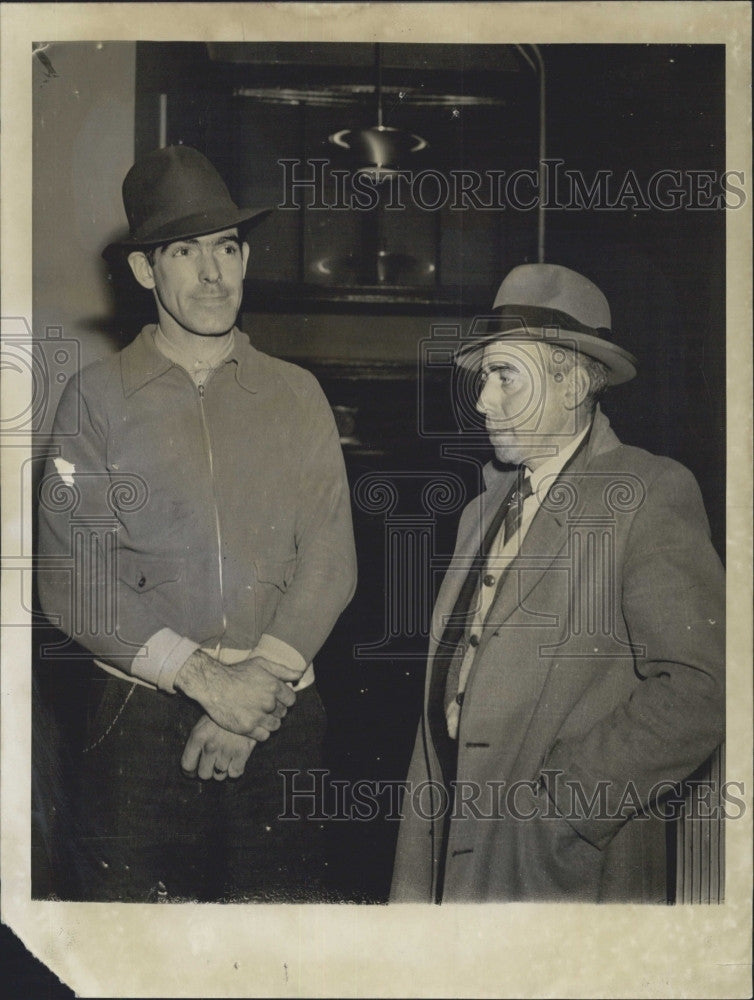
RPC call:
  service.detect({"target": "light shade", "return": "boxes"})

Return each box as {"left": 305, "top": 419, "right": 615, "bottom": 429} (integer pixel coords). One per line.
{"left": 329, "top": 125, "right": 428, "bottom": 180}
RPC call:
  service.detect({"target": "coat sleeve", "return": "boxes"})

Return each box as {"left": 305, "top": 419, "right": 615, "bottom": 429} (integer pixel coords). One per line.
{"left": 262, "top": 376, "right": 357, "bottom": 665}
{"left": 542, "top": 459, "right": 725, "bottom": 849}
{"left": 37, "top": 373, "right": 168, "bottom": 669}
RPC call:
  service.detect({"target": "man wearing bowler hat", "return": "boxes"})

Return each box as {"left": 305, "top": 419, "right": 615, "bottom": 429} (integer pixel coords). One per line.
{"left": 38, "top": 146, "right": 356, "bottom": 901}
{"left": 390, "top": 263, "right": 724, "bottom": 903}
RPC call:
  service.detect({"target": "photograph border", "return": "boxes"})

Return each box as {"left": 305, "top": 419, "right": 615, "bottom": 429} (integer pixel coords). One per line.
{"left": 1, "top": 4, "right": 752, "bottom": 997}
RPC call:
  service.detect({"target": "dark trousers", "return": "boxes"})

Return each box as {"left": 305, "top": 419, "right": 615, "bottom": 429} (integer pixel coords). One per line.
{"left": 74, "top": 676, "right": 328, "bottom": 902}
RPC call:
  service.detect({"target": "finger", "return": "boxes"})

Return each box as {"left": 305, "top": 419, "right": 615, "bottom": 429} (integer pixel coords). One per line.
{"left": 227, "top": 743, "right": 255, "bottom": 779}
{"left": 254, "top": 713, "right": 281, "bottom": 734}
{"left": 275, "top": 683, "right": 297, "bottom": 708}
{"left": 211, "top": 751, "right": 232, "bottom": 781}
{"left": 272, "top": 702, "right": 288, "bottom": 720}
{"left": 197, "top": 748, "right": 218, "bottom": 781}
{"left": 260, "top": 692, "right": 278, "bottom": 713}
{"left": 249, "top": 725, "right": 272, "bottom": 742}
{"left": 246, "top": 710, "right": 281, "bottom": 733}
{"left": 181, "top": 735, "right": 202, "bottom": 775}
{"left": 259, "top": 659, "right": 302, "bottom": 682}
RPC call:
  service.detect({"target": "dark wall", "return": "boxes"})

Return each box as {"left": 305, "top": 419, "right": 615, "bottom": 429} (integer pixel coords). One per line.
{"left": 541, "top": 45, "right": 725, "bottom": 555}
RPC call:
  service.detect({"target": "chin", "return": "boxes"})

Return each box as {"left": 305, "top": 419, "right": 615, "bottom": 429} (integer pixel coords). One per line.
{"left": 188, "top": 315, "right": 237, "bottom": 337}
{"left": 190, "top": 302, "right": 240, "bottom": 334}
{"left": 490, "top": 438, "right": 521, "bottom": 465}
{"left": 196, "top": 326, "right": 235, "bottom": 337}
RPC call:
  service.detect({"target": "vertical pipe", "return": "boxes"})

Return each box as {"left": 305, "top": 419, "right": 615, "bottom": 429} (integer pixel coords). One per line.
{"left": 158, "top": 93, "right": 168, "bottom": 148}
{"left": 530, "top": 46, "right": 546, "bottom": 263}
{"left": 375, "top": 43, "right": 383, "bottom": 128}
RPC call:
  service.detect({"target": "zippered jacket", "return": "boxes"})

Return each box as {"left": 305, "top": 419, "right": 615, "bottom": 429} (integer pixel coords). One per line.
{"left": 38, "top": 326, "right": 357, "bottom": 673}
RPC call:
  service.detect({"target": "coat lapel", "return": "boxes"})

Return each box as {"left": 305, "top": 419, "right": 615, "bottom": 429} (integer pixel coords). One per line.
{"left": 475, "top": 408, "right": 621, "bottom": 656}
{"left": 422, "top": 408, "right": 621, "bottom": 757}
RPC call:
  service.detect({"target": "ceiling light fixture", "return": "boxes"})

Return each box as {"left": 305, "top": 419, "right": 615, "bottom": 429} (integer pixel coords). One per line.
{"left": 328, "top": 43, "right": 428, "bottom": 182}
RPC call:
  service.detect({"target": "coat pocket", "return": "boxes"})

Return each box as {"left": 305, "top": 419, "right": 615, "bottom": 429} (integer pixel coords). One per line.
{"left": 504, "top": 780, "right": 606, "bottom": 901}
{"left": 116, "top": 550, "right": 187, "bottom": 634}
{"left": 117, "top": 551, "right": 183, "bottom": 593}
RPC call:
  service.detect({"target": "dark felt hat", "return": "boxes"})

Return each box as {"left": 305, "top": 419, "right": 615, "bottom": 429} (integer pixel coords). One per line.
{"left": 103, "top": 145, "right": 271, "bottom": 258}
{"left": 455, "top": 263, "right": 637, "bottom": 386}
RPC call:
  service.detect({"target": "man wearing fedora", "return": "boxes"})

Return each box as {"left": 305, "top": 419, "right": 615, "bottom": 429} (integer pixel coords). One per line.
{"left": 390, "top": 263, "right": 724, "bottom": 903}
{"left": 38, "top": 145, "right": 356, "bottom": 901}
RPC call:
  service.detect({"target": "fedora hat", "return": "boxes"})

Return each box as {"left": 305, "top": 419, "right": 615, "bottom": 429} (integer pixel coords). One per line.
{"left": 103, "top": 145, "right": 271, "bottom": 258}
{"left": 455, "top": 263, "right": 637, "bottom": 385}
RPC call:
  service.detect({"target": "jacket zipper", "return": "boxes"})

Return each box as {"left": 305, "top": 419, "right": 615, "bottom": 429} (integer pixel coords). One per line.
{"left": 197, "top": 381, "right": 227, "bottom": 634}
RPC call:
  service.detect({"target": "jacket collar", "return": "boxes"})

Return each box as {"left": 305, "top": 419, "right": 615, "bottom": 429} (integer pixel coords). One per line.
{"left": 120, "top": 325, "right": 262, "bottom": 397}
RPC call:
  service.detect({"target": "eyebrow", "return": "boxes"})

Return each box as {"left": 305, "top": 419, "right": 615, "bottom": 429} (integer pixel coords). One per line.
{"left": 163, "top": 234, "right": 241, "bottom": 251}
{"left": 481, "top": 361, "right": 519, "bottom": 375}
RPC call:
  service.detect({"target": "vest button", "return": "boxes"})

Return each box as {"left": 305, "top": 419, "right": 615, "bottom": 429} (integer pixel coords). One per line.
{"left": 483, "top": 574, "right": 496, "bottom": 587}
{"left": 137, "top": 575, "right": 146, "bottom": 589}
{"left": 468, "top": 633, "right": 480, "bottom": 647}
{"left": 455, "top": 692, "right": 464, "bottom": 706}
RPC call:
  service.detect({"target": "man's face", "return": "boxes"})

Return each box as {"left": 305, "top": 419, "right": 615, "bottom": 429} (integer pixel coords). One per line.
{"left": 131, "top": 229, "right": 249, "bottom": 338}
{"left": 475, "top": 341, "right": 576, "bottom": 467}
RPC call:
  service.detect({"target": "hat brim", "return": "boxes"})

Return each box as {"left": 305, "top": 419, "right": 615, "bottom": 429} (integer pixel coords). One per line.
{"left": 455, "top": 327, "right": 637, "bottom": 386}
{"left": 102, "top": 206, "right": 272, "bottom": 259}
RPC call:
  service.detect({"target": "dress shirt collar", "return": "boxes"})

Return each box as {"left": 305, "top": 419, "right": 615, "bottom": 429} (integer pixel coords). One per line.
{"left": 526, "top": 423, "right": 592, "bottom": 501}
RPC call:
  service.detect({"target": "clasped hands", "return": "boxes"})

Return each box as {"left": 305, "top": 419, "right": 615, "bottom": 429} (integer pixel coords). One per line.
{"left": 175, "top": 651, "right": 301, "bottom": 782}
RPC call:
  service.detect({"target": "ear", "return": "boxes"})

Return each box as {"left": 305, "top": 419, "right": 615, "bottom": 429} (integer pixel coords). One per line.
{"left": 128, "top": 251, "right": 156, "bottom": 290}
{"left": 241, "top": 242, "right": 250, "bottom": 277}
{"left": 563, "top": 364, "right": 590, "bottom": 410}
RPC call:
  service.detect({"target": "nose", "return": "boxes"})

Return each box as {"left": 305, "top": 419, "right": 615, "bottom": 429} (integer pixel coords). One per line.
{"left": 198, "top": 248, "right": 221, "bottom": 282}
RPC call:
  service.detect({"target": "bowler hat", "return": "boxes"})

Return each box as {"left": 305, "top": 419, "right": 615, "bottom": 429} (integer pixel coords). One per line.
{"left": 456, "top": 263, "right": 637, "bottom": 385}
{"left": 103, "top": 145, "right": 271, "bottom": 258}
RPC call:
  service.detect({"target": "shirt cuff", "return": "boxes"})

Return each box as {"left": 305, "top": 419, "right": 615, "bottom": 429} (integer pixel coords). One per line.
{"left": 253, "top": 633, "right": 307, "bottom": 675}
{"left": 131, "top": 628, "right": 200, "bottom": 693}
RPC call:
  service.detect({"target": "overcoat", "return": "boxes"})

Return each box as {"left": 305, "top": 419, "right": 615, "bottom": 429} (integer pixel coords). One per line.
{"left": 390, "top": 408, "right": 725, "bottom": 903}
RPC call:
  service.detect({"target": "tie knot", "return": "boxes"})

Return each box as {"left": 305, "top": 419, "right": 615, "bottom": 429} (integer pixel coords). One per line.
{"left": 511, "top": 476, "right": 533, "bottom": 504}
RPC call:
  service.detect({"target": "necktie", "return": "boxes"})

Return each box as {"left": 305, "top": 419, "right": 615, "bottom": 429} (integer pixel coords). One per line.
{"left": 503, "top": 474, "right": 534, "bottom": 545}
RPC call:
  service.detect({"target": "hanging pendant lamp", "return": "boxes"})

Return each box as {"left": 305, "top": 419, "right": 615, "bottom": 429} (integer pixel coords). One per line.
{"left": 328, "top": 43, "right": 428, "bottom": 181}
